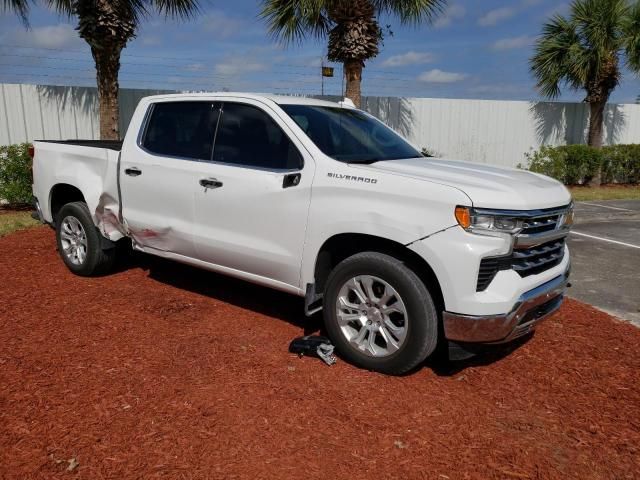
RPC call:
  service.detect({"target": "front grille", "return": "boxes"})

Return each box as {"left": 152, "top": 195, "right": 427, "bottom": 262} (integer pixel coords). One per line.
{"left": 474, "top": 205, "right": 570, "bottom": 292}
{"left": 520, "top": 214, "right": 560, "bottom": 235}
{"left": 512, "top": 239, "right": 565, "bottom": 277}
{"left": 476, "top": 239, "right": 565, "bottom": 291}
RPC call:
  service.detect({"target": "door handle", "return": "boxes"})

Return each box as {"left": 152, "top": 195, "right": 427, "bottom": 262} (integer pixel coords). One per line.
{"left": 283, "top": 173, "right": 301, "bottom": 189}
{"left": 200, "top": 177, "right": 223, "bottom": 189}
{"left": 125, "top": 167, "right": 142, "bottom": 177}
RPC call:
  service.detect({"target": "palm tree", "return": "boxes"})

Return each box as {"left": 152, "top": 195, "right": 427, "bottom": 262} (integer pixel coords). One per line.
{"left": 261, "top": 0, "right": 445, "bottom": 108}
{"left": 44, "top": 0, "right": 202, "bottom": 140}
{"left": 530, "top": 0, "right": 640, "bottom": 152}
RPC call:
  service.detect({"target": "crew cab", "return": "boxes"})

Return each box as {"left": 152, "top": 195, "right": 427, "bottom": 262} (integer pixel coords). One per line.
{"left": 32, "top": 93, "right": 573, "bottom": 374}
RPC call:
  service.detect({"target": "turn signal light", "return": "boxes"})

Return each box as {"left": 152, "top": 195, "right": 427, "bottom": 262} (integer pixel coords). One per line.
{"left": 455, "top": 206, "right": 471, "bottom": 229}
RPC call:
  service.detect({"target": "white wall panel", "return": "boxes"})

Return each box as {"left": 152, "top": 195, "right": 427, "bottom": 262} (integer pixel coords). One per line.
{"left": 1, "top": 83, "right": 639, "bottom": 168}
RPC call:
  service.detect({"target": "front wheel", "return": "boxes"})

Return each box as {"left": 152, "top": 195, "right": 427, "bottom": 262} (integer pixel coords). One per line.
{"left": 323, "top": 252, "right": 439, "bottom": 375}
{"left": 55, "top": 201, "right": 116, "bottom": 276}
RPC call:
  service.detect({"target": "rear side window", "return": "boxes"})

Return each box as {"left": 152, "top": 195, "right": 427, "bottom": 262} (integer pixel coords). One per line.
{"left": 142, "top": 102, "right": 219, "bottom": 160}
{"left": 212, "top": 103, "right": 302, "bottom": 170}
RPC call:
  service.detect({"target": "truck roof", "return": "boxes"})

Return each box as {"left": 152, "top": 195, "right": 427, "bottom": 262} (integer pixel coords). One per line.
{"left": 140, "top": 92, "right": 345, "bottom": 108}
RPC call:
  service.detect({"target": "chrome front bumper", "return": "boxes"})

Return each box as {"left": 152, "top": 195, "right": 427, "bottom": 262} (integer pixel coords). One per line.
{"left": 443, "top": 272, "right": 569, "bottom": 343}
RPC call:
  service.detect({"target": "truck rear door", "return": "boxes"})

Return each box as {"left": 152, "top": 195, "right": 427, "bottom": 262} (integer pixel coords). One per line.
{"left": 119, "top": 101, "right": 218, "bottom": 256}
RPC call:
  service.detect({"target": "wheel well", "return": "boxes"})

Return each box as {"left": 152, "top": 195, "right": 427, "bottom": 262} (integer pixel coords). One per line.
{"left": 313, "top": 233, "right": 444, "bottom": 312}
{"left": 50, "top": 184, "right": 85, "bottom": 222}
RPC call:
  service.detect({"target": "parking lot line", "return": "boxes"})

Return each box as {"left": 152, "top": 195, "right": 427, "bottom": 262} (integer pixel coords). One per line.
{"left": 571, "top": 231, "right": 640, "bottom": 249}
{"left": 579, "top": 202, "right": 634, "bottom": 212}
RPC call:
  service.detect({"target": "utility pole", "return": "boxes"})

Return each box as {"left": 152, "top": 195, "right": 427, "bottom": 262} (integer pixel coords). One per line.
{"left": 321, "top": 56, "right": 324, "bottom": 96}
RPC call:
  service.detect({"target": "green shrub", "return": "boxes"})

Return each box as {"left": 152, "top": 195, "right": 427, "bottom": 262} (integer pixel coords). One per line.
{"left": 523, "top": 144, "right": 640, "bottom": 185}
{"left": 523, "top": 145, "right": 602, "bottom": 185}
{"left": 601, "top": 144, "right": 640, "bottom": 184}
{"left": 0, "top": 143, "right": 33, "bottom": 206}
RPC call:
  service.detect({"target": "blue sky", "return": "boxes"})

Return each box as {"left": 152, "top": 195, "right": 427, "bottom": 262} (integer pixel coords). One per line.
{"left": 0, "top": 0, "right": 638, "bottom": 102}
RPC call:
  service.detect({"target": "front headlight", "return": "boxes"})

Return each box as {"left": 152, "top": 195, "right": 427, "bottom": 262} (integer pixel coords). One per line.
{"left": 455, "top": 206, "right": 523, "bottom": 236}
{"left": 558, "top": 206, "right": 575, "bottom": 227}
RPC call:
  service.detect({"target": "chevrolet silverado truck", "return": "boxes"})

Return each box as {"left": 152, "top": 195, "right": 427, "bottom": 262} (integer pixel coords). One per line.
{"left": 32, "top": 93, "right": 573, "bottom": 375}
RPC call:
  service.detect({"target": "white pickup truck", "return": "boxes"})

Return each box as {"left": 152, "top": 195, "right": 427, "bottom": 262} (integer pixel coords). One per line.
{"left": 32, "top": 93, "right": 573, "bottom": 374}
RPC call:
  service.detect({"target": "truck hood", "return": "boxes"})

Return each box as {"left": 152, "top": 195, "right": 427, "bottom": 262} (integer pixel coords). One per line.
{"left": 361, "top": 157, "right": 572, "bottom": 210}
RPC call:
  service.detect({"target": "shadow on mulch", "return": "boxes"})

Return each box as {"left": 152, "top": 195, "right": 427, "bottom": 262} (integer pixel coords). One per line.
{"left": 427, "top": 334, "right": 533, "bottom": 376}
{"left": 122, "top": 250, "right": 321, "bottom": 334}
{"left": 119, "top": 249, "right": 524, "bottom": 375}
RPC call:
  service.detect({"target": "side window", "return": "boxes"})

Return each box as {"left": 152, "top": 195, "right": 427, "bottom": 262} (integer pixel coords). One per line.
{"left": 142, "top": 102, "right": 219, "bottom": 160}
{"left": 213, "top": 103, "right": 302, "bottom": 170}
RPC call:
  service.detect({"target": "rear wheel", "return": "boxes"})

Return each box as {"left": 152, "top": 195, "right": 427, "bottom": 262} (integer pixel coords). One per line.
{"left": 55, "top": 201, "right": 116, "bottom": 276}
{"left": 323, "top": 252, "right": 438, "bottom": 375}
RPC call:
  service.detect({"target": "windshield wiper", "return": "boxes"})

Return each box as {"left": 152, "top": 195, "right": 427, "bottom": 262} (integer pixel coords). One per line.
{"left": 347, "top": 158, "right": 383, "bottom": 165}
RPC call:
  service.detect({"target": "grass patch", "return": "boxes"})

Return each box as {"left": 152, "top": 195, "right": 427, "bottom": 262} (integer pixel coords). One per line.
{"left": 0, "top": 210, "right": 41, "bottom": 237}
{"left": 570, "top": 185, "right": 640, "bottom": 201}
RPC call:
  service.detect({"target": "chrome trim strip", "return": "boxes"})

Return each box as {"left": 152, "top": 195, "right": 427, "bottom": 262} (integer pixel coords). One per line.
{"left": 443, "top": 272, "right": 569, "bottom": 343}
{"left": 473, "top": 204, "right": 572, "bottom": 218}
{"left": 514, "top": 226, "right": 571, "bottom": 248}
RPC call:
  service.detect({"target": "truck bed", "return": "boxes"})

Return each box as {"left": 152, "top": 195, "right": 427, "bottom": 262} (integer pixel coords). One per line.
{"left": 37, "top": 139, "right": 123, "bottom": 151}
{"left": 32, "top": 138, "right": 126, "bottom": 241}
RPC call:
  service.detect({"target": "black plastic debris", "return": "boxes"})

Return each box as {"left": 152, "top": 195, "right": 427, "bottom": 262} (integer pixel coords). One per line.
{"left": 289, "top": 335, "right": 337, "bottom": 366}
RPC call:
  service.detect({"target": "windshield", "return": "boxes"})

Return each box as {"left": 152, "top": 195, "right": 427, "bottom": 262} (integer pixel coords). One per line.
{"left": 280, "top": 104, "right": 421, "bottom": 163}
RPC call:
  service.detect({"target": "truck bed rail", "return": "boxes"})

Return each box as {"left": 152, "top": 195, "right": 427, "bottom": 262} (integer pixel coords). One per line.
{"left": 36, "top": 139, "right": 123, "bottom": 151}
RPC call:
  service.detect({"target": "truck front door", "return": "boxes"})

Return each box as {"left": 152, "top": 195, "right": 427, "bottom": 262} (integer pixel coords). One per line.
{"left": 191, "top": 100, "right": 314, "bottom": 291}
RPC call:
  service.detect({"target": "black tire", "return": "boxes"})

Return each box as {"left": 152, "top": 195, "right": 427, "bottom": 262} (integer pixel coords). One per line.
{"left": 55, "top": 201, "right": 116, "bottom": 276}
{"left": 323, "top": 252, "right": 438, "bottom": 375}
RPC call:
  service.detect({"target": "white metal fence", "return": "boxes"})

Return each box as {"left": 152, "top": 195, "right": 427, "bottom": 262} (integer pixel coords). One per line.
{"left": 2, "top": 83, "right": 640, "bottom": 168}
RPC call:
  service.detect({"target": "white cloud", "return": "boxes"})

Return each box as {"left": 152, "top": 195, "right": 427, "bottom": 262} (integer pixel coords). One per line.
{"left": 418, "top": 69, "right": 467, "bottom": 83}
{"left": 185, "top": 63, "right": 206, "bottom": 72}
{"left": 140, "top": 35, "right": 162, "bottom": 47}
{"left": 478, "top": 0, "right": 544, "bottom": 27}
{"left": 491, "top": 35, "right": 536, "bottom": 51}
{"left": 434, "top": 4, "right": 466, "bottom": 29}
{"left": 4, "top": 23, "right": 83, "bottom": 50}
{"left": 478, "top": 7, "right": 517, "bottom": 27}
{"left": 381, "top": 51, "right": 435, "bottom": 67}
{"left": 214, "top": 57, "right": 268, "bottom": 76}
{"left": 201, "top": 10, "right": 244, "bottom": 39}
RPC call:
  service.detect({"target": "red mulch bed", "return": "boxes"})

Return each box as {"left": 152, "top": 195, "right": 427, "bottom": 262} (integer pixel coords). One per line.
{"left": 1, "top": 227, "right": 639, "bottom": 479}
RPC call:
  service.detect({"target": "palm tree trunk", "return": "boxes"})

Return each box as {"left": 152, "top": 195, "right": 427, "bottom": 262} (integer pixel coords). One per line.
{"left": 587, "top": 100, "right": 606, "bottom": 148}
{"left": 92, "top": 46, "right": 122, "bottom": 140}
{"left": 344, "top": 60, "right": 363, "bottom": 108}
{"left": 587, "top": 99, "right": 606, "bottom": 186}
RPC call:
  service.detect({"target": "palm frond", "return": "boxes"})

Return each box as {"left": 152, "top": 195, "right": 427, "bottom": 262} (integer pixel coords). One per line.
{"left": 622, "top": 0, "right": 640, "bottom": 72}
{"left": 371, "top": 0, "right": 446, "bottom": 25}
{"left": 260, "top": 0, "right": 330, "bottom": 44}
{"left": 571, "top": 0, "right": 627, "bottom": 78}
{"left": 151, "top": 0, "right": 201, "bottom": 20}
{"left": 43, "top": 0, "right": 72, "bottom": 14}
{"left": 2, "top": 0, "right": 31, "bottom": 26}
{"left": 530, "top": 14, "right": 584, "bottom": 98}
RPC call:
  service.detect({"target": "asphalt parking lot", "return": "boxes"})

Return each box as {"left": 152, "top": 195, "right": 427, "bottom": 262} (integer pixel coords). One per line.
{"left": 568, "top": 200, "right": 640, "bottom": 326}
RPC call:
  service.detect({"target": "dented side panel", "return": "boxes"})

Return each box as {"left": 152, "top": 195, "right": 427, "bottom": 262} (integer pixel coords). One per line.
{"left": 299, "top": 154, "right": 472, "bottom": 288}
{"left": 32, "top": 142, "right": 127, "bottom": 241}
